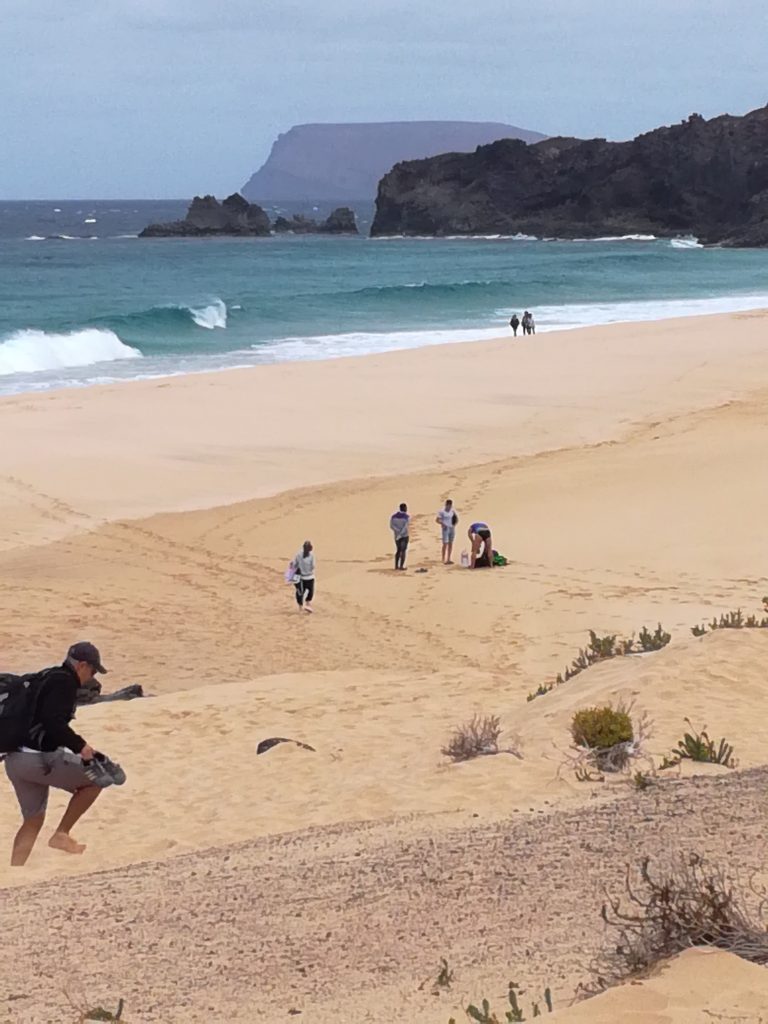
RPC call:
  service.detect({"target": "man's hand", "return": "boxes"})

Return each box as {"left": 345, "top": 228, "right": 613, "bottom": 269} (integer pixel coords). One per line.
{"left": 80, "top": 743, "right": 96, "bottom": 761}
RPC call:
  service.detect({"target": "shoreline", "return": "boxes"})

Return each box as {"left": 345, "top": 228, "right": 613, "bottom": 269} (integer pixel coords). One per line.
{"left": 1, "top": 309, "right": 768, "bottom": 548}
{"left": 3, "top": 290, "right": 768, "bottom": 397}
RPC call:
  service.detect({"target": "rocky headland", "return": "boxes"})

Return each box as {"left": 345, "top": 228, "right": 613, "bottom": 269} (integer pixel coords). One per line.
{"left": 370, "top": 104, "right": 768, "bottom": 245}
{"left": 241, "top": 120, "right": 547, "bottom": 202}
{"left": 139, "top": 194, "right": 358, "bottom": 237}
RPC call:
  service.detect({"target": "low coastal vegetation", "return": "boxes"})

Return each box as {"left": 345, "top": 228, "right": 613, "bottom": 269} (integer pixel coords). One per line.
{"left": 446, "top": 854, "right": 768, "bottom": 1021}
{"left": 661, "top": 720, "right": 736, "bottom": 768}
{"left": 691, "top": 607, "right": 768, "bottom": 635}
{"left": 586, "top": 854, "right": 768, "bottom": 991}
{"left": 527, "top": 625, "right": 671, "bottom": 702}
{"left": 567, "top": 702, "right": 652, "bottom": 779}
{"left": 530, "top": 602, "right": 768, "bottom": 703}
{"left": 442, "top": 715, "right": 522, "bottom": 762}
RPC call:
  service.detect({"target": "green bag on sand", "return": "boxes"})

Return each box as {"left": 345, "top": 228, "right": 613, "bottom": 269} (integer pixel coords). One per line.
{"left": 492, "top": 551, "right": 508, "bottom": 567}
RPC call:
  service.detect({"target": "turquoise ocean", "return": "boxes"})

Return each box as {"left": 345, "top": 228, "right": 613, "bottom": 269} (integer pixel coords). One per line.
{"left": 1, "top": 199, "right": 768, "bottom": 397}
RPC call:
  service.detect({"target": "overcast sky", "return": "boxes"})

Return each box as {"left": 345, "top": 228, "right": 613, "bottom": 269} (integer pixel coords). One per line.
{"left": 1, "top": 0, "right": 765, "bottom": 198}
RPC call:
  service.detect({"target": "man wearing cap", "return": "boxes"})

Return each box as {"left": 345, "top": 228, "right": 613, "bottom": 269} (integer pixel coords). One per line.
{"left": 4, "top": 641, "right": 110, "bottom": 866}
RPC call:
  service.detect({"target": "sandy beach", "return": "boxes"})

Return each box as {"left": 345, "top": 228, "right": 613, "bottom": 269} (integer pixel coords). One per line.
{"left": 2, "top": 309, "right": 768, "bottom": 1021}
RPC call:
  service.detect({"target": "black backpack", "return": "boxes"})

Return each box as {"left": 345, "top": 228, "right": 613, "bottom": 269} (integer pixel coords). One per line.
{"left": 0, "top": 669, "right": 52, "bottom": 754}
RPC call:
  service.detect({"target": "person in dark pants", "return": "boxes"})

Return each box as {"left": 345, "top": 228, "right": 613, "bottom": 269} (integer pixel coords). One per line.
{"left": 468, "top": 522, "right": 494, "bottom": 568}
{"left": 509, "top": 314, "right": 520, "bottom": 336}
{"left": 390, "top": 503, "right": 410, "bottom": 570}
{"left": 293, "top": 540, "right": 316, "bottom": 613}
{"left": 3, "top": 642, "right": 109, "bottom": 866}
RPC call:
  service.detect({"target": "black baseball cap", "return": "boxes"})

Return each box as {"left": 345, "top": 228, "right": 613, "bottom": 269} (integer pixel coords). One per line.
{"left": 67, "top": 641, "right": 108, "bottom": 674}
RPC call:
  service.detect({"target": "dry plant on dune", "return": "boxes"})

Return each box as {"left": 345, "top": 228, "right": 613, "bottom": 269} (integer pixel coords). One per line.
{"left": 584, "top": 854, "right": 768, "bottom": 994}
{"left": 442, "top": 715, "right": 522, "bottom": 762}
{"left": 64, "top": 988, "right": 129, "bottom": 1022}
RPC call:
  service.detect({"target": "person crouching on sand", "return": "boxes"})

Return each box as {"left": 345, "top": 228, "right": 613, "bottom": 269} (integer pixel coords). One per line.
{"left": 468, "top": 521, "right": 493, "bottom": 568}
{"left": 293, "top": 540, "right": 316, "bottom": 612}
{"left": 3, "top": 642, "right": 120, "bottom": 866}
{"left": 390, "top": 503, "right": 410, "bottom": 570}
{"left": 436, "top": 498, "right": 458, "bottom": 564}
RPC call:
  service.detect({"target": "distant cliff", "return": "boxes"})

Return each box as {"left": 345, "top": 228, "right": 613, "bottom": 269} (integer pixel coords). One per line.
{"left": 241, "top": 121, "right": 547, "bottom": 202}
{"left": 139, "top": 195, "right": 358, "bottom": 237}
{"left": 370, "top": 105, "right": 768, "bottom": 246}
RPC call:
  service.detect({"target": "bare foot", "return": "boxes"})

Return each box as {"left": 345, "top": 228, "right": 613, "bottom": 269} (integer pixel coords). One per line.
{"left": 48, "top": 832, "right": 86, "bottom": 855}
{"left": 304, "top": 605, "right": 313, "bottom": 614}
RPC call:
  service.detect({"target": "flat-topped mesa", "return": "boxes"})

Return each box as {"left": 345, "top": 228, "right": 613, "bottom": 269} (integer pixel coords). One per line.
{"left": 139, "top": 193, "right": 271, "bottom": 237}
{"left": 370, "top": 104, "right": 768, "bottom": 246}
{"left": 272, "top": 207, "right": 358, "bottom": 234}
{"left": 139, "top": 195, "right": 358, "bottom": 237}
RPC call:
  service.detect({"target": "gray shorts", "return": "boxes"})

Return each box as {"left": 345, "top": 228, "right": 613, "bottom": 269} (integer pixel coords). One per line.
{"left": 4, "top": 749, "right": 93, "bottom": 819}
{"left": 441, "top": 525, "right": 456, "bottom": 544}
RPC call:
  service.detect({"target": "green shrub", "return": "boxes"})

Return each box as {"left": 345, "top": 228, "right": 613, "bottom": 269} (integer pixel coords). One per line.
{"left": 674, "top": 719, "right": 735, "bottom": 767}
{"left": 571, "top": 706, "right": 633, "bottom": 750}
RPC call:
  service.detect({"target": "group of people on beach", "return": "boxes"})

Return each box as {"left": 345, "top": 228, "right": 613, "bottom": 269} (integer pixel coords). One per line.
{"left": 389, "top": 500, "right": 494, "bottom": 571}
{"left": 287, "top": 500, "right": 496, "bottom": 616}
{"left": 509, "top": 310, "right": 536, "bottom": 336}
{"left": 3, "top": 509, "right": 496, "bottom": 863}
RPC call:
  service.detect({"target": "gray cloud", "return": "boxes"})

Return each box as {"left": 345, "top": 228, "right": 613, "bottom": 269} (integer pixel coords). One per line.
{"left": 1, "top": 0, "right": 765, "bottom": 197}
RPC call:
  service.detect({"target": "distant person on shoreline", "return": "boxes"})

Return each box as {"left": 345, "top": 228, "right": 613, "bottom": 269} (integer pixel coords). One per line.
{"left": 468, "top": 521, "right": 494, "bottom": 568}
{"left": 436, "top": 499, "right": 458, "bottom": 564}
{"left": 509, "top": 313, "right": 520, "bottom": 336}
{"left": 292, "top": 540, "right": 316, "bottom": 612}
{"left": 522, "top": 311, "right": 531, "bottom": 335}
{"left": 390, "top": 503, "right": 410, "bottom": 570}
{"left": 528, "top": 312, "right": 536, "bottom": 335}
{"left": 3, "top": 642, "right": 123, "bottom": 866}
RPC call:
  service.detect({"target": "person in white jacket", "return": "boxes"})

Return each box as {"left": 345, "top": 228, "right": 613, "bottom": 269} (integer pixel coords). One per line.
{"left": 292, "top": 540, "right": 316, "bottom": 613}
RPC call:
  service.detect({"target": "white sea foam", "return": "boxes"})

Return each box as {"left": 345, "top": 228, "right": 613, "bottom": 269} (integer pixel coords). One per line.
{"left": 256, "top": 292, "right": 768, "bottom": 362}
{"left": 84, "top": 217, "right": 97, "bottom": 224}
{"left": 25, "top": 235, "right": 45, "bottom": 241}
{"left": 189, "top": 298, "right": 227, "bottom": 329}
{"left": 0, "top": 328, "right": 141, "bottom": 376}
{"left": 371, "top": 233, "right": 538, "bottom": 241}
{"left": 494, "top": 292, "right": 768, "bottom": 332}
{"left": 571, "top": 233, "right": 658, "bottom": 242}
{"left": 670, "top": 236, "right": 703, "bottom": 249}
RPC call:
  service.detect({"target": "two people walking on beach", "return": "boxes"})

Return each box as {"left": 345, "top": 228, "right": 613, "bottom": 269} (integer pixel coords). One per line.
{"left": 2, "top": 642, "right": 125, "bottom": 867}
{"left": 510, "top": 311, "right": 536, "bottom": 336}
{"left": 290, "top": 540, "right": 316, "bottom": 612}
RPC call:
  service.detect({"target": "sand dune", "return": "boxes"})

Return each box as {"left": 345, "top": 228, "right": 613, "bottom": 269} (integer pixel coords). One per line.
{"left": 552, "top": 948, "right": 768, "bottom": 1022}
{"left": 1, "top": 311, "right": 768, "bottom": 1020}
{"left": 2, "top": 767, "right": 768, "bottom": 1023}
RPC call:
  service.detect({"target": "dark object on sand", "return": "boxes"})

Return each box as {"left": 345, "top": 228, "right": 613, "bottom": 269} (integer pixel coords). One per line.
{"left": 76, "top": 681, "right": 145, "bottom": 706}
{"left": 257, "top": 737, "right": 316, "bottom": 756}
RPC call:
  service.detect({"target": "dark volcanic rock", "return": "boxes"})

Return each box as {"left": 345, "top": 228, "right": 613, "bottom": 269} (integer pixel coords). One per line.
{"left": 272, "top": 206, "right": 358, "bottom": 234}
{"left": 321, "top": 206, "right": 358, "bottom": 233}
{"left": 370, "top": 105, "right": 768, "bottom": 246}
{"left": 139, "top": 193, "right": 271, "bottom": 237}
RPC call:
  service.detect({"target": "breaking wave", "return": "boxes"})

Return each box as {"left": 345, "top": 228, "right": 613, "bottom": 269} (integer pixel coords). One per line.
{"left": 0, "top": 328, "right": 142, "bottom": 376}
